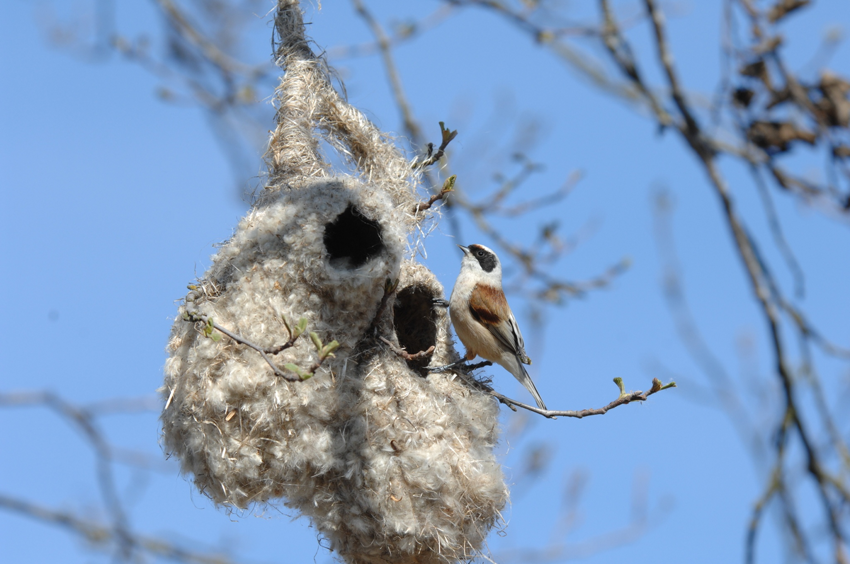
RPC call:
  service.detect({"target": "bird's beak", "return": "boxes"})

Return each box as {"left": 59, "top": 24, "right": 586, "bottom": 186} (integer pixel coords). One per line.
{"left": 457, "top": 245, "right": 469, "bottom": 254}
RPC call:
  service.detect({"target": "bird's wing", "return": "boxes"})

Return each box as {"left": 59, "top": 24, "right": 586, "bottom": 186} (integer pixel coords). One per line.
{"left": 469, "top": 283, "right": 531, "bottom": 363}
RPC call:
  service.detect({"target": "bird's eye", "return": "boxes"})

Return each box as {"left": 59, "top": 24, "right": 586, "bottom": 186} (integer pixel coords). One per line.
{"left": 476, "top": 251, "right": 484, "bottom": 257}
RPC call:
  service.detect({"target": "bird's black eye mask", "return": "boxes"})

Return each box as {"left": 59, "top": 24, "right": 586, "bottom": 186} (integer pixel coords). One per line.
{"left": 469, "top": 245, "right": 497, "bottom": 273}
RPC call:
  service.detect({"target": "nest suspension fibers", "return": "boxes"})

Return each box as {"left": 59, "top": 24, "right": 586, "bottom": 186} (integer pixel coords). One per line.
{"left": 160, "top": 2, "right": 508, "bottom": 563}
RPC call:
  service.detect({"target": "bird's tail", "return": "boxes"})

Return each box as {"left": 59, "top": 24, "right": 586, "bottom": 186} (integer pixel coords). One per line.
{"left": 515, "top": 362, "right": 547, "bottom": 411}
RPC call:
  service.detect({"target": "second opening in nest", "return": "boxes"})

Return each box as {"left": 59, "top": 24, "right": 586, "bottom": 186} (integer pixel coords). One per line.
{"left": 324, "top": 205, "right": 385, "bottom": 270}
{"left": 393, "top": 284, "right": 439, "bottom": 375}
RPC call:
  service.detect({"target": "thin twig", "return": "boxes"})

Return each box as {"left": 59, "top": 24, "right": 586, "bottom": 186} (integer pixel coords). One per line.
{"left": 351, "top": 0, "right": 424, "bottom": 146}
{"left": 328, "top": 5, "right": 456, "bottom": 60}
{"left": 183, "top": 309, "right": 305, "bottom": 382}
{"left": 413, "top": 175, "right": 455, "bottom": 214}
{"left": 153, "top": 0, "right": 258, "bottom": 77}
{"left": 450, "top": 369, "right": 675, "bottom": 420}
{"left": 0, "top": 492, "right": 240, "bottom": 564}
{"left": 498, "top": 170, "right": 582, "bottom": 217}
{"left": 379, "top": 337, "right": 436, "bottom": 361}
{"left": 415, "top": 123, "right": 459, "bottom": 169}
{"left": 0, "top": 391, "right": 133, "bottom": 558}
{"left": 491, "top": 378, "right": 676, "bottom": 420}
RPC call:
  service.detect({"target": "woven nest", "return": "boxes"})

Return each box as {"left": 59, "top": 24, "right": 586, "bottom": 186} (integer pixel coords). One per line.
{"left": 160, "top": 3, "right": 508, "bottom": 563}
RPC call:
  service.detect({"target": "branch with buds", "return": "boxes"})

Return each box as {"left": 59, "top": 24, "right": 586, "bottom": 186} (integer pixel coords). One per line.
{"left": 413, "top": 174, "right": 456, "bottom": 215}
{"left": 184, "top": 300, "right": 338, "bottom": 382}
{"left": 457, "top": 370, "right": 676, "bottom": 420}
{"left": 414, "top": 121, "right": 458, "bottom": 169}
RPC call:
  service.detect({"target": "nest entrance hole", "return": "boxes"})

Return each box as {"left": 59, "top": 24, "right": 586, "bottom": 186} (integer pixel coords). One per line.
{"left": 393, "top": 284, "right": 438, "bottom": 375}
{"left": 324, "top": 205, "right": 385, "bottom": 270}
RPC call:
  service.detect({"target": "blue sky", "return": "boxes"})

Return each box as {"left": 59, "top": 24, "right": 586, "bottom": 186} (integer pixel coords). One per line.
{"left": 2, "top": 1, "right": 849, "bottom": 563}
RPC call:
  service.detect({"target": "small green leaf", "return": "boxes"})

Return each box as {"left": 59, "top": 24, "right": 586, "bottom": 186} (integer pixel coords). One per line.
{"left": 284, "top": 363, "right": 304, "bottom": 377}
{"left": 283, "top": 363, "right": 313, "bottom": 380}
{"left": 661, "top": 381, "right": 678, "bottom": 391}
{"left": 320, "top": 340, "right": 340, "bottom": 359}
{"left": 281, "top": 314, "right": 292, "bottom": 336}
{"left": 613, "top": 377, "right": 626, "bottom": 398}
{"left": 438, "top": 121, "right": 458, "bottom": 144}
{"left": 210, "top": 332, "right": 222, "bottom": 342}
{"left": 442, "top": 175, "right": 456, "bottom": 193}
{"left": 309, "top": 331, "right": 323, "bottom": 351}
{"left": 293, "top": 318, "right": 308, "bottom": 339}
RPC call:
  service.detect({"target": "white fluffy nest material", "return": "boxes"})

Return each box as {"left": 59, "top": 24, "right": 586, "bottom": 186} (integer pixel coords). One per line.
{"left": 160, "top": 3, "right": 508, "bottom": 563}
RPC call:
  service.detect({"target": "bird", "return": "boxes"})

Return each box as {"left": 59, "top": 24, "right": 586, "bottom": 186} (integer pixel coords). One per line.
{"left": 449, "top": 244, "right": 547, "bottom": 410}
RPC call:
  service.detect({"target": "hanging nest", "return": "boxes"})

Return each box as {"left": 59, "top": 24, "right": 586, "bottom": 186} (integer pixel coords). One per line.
{"left": 160, "top": 2, "right": 508, "bottom": 563}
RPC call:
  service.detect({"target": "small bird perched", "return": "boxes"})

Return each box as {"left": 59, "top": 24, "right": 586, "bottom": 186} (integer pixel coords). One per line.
{"left": 449, "top": 244, "right": 547, "bottom": 410}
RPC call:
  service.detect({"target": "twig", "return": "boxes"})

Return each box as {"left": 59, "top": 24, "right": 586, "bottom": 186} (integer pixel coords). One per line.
{"left": 644, "top": 0, "right": 705, "bottom": 147}
{"left": 153, "top": 0, "right": 258, "bottom": 77}
{"left": 599, "top": 0, "right": 673, "bottom": 127}
{"left": 351, "top": 0, "right": 424, "bottom": 146}
{"left": 453, "top": 0, "right": 641, "bottom": 103}
{"left": 747, "top": 162, "right": 805, "bottom": 298}
{"left": 413, "top": 175, "right": 455, "bottom": 214}
{"left": 379, "top": 337, "right": 435, "bottom": 361}
{"left": 0, "top": 390, "right": 133, "bottom": 558}
{"left": 0, "top": 492, "right": 240, "bottom": 564}
{"left": 183, "top": 308, "right": 313, "bottom": 382}
{"left": 415, "top": 122, "right": 458, "bottom": 169}
{"left": 498, "top": 170, "right": 582, "bottom": 217}
{"left": 328, "top": 5, "right": 456, "bottom": 60}
{"left": 491, "top": 377, "right": 676, "bottom": 420}
{"left": 450, "top": 369, "right": 675, "bottom": 420}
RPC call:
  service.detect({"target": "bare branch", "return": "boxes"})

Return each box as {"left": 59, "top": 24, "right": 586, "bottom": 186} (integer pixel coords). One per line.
{"left": 0, "top": 492, "right": 241, "bottom": 564}
{"left": 153, "top": 0, "right": 259, "bottom": 77}
{"left": 498, "top": 170, "right": 582, "bottom": 217}
{"left": 379, "top": 337, "right": 436, "bottom": 361}
{"left": 328, "top": 5, "right": 456, "bottom": 60}
{"left": 0, "top": 390, "right": 133, "bottom": 558}
{"left": 351, "top": 0, "right": 424, "bottom": 146}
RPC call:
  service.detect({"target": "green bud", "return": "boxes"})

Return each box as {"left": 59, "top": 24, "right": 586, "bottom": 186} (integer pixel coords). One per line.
{"left": 613, "top": 377, "right": 626, "bottom": 398}
{"left": 320, "top": 340, "right": 340, "bottom": 359}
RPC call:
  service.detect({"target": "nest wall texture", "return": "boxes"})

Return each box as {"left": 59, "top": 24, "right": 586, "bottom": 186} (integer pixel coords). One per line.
{"left": 160, "top": 2, "right": 508, "bottom": 563}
